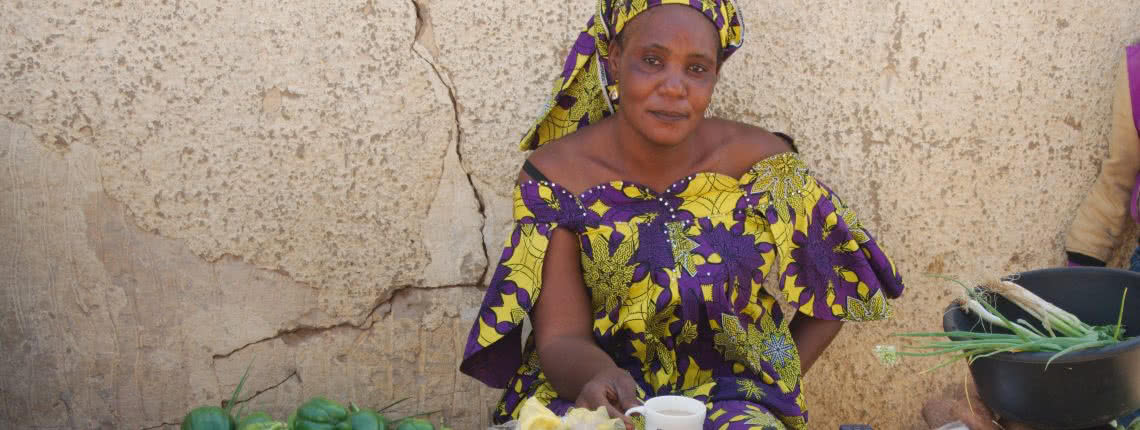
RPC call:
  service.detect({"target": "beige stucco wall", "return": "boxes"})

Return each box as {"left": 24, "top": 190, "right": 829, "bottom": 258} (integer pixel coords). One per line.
{"left": 1, "top": 1, "right": 1138, "bottom": 428}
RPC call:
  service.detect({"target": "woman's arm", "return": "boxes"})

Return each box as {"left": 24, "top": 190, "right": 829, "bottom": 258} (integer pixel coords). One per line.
{"left": 788, "top": 314, "right": 844, "bottom": 375}
{"left": 533, "top": 227, "right": 639, "bottom": 419}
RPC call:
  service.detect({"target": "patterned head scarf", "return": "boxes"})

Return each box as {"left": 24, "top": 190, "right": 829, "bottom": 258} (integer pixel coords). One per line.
{"left": 519, "top": 0, "right": 745, "bottom": 151}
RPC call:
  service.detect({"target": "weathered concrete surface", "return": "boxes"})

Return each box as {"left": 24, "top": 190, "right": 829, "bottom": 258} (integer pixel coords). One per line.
{"left": 2, "top": 0, "right": 1140, "bottom": 428}
{"left": 1, "top": 0, "right": 494, "bottom": 427}
{"left": 1, "top": 0, "right": 486, "bottom": 318}
{"left": 0, "top": 118, "right": 497, "bottom": 429}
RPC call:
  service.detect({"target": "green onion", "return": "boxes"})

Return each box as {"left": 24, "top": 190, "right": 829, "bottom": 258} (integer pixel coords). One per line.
{"left": 1114, "top": 288, "right": 1129, "bottom": 341}
{"left": 892, "top": 276, "right": 1132, "bottom": 371}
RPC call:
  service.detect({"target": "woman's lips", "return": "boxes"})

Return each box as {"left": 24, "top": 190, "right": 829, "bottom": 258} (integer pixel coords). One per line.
{"left": 649, "top": 110, "right": 689, "bottom": 122}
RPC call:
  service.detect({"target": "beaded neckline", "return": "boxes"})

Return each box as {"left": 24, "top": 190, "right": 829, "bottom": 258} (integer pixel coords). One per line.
{"left": 516, "top": 152, "right": 799, "bottom": 200}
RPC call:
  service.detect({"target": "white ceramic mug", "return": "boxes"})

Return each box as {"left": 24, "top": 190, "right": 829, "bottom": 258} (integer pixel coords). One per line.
{"left": 624, "top": 395, "right": 706, "bottom": 430}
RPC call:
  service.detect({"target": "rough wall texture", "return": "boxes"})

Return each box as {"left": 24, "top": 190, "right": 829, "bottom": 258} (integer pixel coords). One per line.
{"left": 1, "top": 0, "right": 1138, "bottom": 429}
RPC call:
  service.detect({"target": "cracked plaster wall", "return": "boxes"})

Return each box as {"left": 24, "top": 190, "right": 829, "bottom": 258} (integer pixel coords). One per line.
{"left": 2, "top": 0, "right": 1139, "bottom": 429}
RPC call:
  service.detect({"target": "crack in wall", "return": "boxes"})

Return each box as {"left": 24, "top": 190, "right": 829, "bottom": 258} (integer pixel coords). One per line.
{"left": 211, "top": 315, "right": 380, "bottom": 361}
{"left": 374, "top": 283, "right": 480, "bottom": 318}
{"left": 409, "top": 0, "right": 491, "bottom": 283}
{"left": 59, "top": 393, "right": 76, "bottom": 430}
{"left": 211, "top": 284, "right": 478, "bottom": 360}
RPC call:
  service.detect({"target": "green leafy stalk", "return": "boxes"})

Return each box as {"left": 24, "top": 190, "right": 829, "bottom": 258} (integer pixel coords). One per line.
{"left": 1114, "top": 288, "right": 1129, "bottom": 341}
{"left": 378, "top": 397, "right": 410, "bottom": 412}
{"left": 918, "top": 352, "right": 973, "bottom": 374}
{"left": 225, "top": 360, "right": 253, "bottom": 415}
{"left": 894, "top": 331, "right": 1023, "bottom": 340}
{"left": 1041, "top": 313, "right": 1087, "bottom": 338}
{"left": 235, "top": 401, "right": 248, "bottom": 420}
{"left": 1016, "top": 319, "right": 1048, "bottom": 338}
{"left": 967, "top": 338, "right": 1064, "bottom": 361}
{"left": 1045, "top": 339, "right": 1116, "bottom": 369}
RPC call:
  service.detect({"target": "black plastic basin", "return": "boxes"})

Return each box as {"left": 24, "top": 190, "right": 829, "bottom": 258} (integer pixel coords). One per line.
{"left": 942, "top": 267, "right": 1140, "bottom": 429}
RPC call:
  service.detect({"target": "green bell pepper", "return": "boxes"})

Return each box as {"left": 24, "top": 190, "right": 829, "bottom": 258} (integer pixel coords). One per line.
{"left": 241, "top": 422, "right": 287, "bottom": 430}
{"left": 181, "top": 406, "right": 235, "bottom": 430}
{"left": 289, "top": 397, "right": 351, "bottom": 430}
{"left": 238, "top": 412, "right": 286, "bottom": 430}
{"left": 346, "top": 407, "right": 388, "bottom": 430}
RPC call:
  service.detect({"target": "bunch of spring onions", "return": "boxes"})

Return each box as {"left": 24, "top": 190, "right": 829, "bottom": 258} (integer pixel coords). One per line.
{"left": 897, "top": 277, "right": 1130, "bottom": 371}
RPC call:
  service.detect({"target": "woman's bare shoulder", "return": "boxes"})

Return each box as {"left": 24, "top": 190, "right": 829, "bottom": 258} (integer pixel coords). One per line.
{"left": 517, "top": 127, "right": 604, "bottom": 188}
{"left": 711, "top": 118, "right": 792, "bottom": 152}
{"left": 703, "top": 118, "right": 795, "bottom": 175}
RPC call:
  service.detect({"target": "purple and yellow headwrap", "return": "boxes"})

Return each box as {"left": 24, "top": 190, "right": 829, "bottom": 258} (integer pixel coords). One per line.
{"left": 519, "top": 0, "right": 744, "bottom": 151}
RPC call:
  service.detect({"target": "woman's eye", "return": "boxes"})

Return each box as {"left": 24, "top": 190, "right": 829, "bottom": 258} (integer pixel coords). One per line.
{"left": 642, "top": 56, "right": 661, "bottom": 66}
{"left": 689, "top": 64, "right": 708, "bottom": 73}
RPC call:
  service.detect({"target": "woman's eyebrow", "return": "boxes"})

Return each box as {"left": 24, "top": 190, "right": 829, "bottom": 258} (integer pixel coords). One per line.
{"left": 645, "top": 43, "right": 715, "bottom": 62}
{"left": 688, "top": 52, "right": 716, "bottom": 62}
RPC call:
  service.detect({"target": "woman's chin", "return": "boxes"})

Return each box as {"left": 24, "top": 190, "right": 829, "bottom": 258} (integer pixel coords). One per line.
{"left": 642, "top": 128, "right": 697, "bottom": 147}
{"left": 629, "top": 118, "right": 696, "bottom": 146}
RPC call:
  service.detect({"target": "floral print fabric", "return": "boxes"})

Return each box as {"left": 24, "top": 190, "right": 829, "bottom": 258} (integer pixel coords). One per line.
{"left": 460, "top": 153, "right": 905, "bottom": 429}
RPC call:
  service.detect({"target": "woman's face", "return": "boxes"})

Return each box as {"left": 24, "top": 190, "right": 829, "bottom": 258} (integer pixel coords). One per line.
{"left": 611, "top": 5, "right": 721, "bottom": 147}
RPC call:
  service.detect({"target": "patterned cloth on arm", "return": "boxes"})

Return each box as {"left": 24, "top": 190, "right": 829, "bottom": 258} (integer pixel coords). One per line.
{"left": 460, "top": 153, "right": 906, "bottom": 430}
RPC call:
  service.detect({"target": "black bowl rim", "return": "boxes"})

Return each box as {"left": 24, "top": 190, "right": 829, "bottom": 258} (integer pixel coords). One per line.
{"left": 941, "top": 267, "right": 1140, "bottom": 364}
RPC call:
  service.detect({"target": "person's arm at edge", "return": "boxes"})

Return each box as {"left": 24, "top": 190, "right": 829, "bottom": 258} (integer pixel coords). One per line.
{"left": 1066, "top": 56, "right": 1140, "bottom": 266}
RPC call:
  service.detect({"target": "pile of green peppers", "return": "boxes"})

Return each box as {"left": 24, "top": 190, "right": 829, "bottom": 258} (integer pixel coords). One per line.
{"left": 180, "top": 396, "right": 443, "bottom": 430}
{"left": 179, "top": 405, "right": 288, "bottom": 430}
{"left": 288, "top": 397, "right": 384, "bottom": 430}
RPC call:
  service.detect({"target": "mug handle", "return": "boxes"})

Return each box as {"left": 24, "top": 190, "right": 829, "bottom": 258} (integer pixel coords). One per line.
{"left": 624, "top": 406, "right": 647, "bottom": 417}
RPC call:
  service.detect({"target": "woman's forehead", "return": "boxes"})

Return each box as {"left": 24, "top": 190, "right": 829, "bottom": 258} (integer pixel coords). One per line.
{"left": 620, "top": 6, "right": 720, "bottom": 54}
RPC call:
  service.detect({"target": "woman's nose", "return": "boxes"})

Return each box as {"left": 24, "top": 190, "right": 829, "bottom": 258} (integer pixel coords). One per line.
{"left": 659, "top": 71, "right": 687, "bottom": 98}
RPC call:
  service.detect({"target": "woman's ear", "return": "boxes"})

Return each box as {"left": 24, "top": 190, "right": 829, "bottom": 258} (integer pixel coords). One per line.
{"left": 608, "top": 39, "right": 622, "bottom": 78}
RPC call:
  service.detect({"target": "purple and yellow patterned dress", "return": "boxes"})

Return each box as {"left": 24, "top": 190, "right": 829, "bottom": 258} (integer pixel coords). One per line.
{"left": 460, "top": 152, "right": 905, "bottom": 429}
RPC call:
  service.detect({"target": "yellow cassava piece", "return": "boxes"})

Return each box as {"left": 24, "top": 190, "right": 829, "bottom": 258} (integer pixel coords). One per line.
{"left": 563, "top": 405, "right": 626, "bottom": 430}
{"left": 519, "top": 397, "right": 562, "bottom": 430}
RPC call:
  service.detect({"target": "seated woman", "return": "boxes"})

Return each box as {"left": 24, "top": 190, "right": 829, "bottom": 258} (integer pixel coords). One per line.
{"left": 460, "top": 1, "right": 906, "bottom": 429}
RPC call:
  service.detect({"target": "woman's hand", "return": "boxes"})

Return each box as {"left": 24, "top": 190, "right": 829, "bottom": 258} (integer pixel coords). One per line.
{"left": 575, "top": 366, "right": 639, "bottom": 428}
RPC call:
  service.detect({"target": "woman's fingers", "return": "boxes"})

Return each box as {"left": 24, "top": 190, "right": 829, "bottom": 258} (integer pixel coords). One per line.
{"left": 575, "top": 368, "right": 639, "bottom": 429}
{"left": 614, "top": 373, "right": 640, "bottom": 411}
{"left": 575, "top": 379, "right": 612, "bottom": 409}
{"left": 603, "top": 404, "right": 635, "bottom": 429}
{"left": 606, "top": 375, "right": 639, "bottom": 428}
{"left": 574, "top": 391, "right": 599, "bottom": 409}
